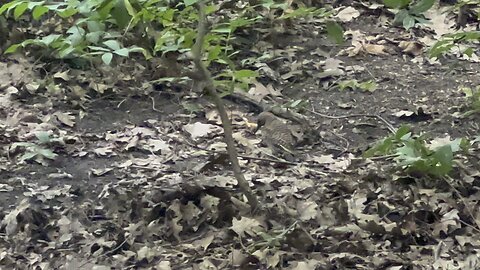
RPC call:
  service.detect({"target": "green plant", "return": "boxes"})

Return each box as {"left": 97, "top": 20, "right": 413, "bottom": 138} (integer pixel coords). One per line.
{"left": 285, "top": 99, "right": 309, "bottom": 111}
{"left": 459, "top": 85, "right": 480, "bottom": 117}
{"left": 383, "top": 0, "right": 435, "bottom": 30}
{"left": 337, "top": 79, "right": 377, "bottom": 92}
{"left": 428, "top": 0, "right": 480, "bottom": 58}
{"left": 364, "top": 126, "right": 468, "bottom": 176}
{"left": 0, "top": 0, "right": 333, "bottom": 94}
{"left": 455, "top": 0, "right": 480, "bottom": 26}
{"left": 429, "top": 31, "right": 480, "bottom": 58}
{"left": 249, "top": 221, "right": 297, "bottom": 251}
{"left": 0, "top": 0, "right": 153, "bottom": 61}
{"left": 9, "top": 132, "right": 63, "bottom": 165}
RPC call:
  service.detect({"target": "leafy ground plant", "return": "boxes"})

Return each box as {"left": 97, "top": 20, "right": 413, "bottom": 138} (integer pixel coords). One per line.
{"left": 337, "top": 79, "right": 377, "bottom": 92}
{"left": 9, "top": 132, "right": 63, "bottom": 165}
{"left": 459, "top": 85, "right": 480, "bottom": 117}
{"left": 0, "top": 0, "right": 333, "bottom": 94}
{"left": 383, "top": 0, "right": 435, "bottom": 30}
{"left": 364, "top": 126, "right": 468, "bottom": 176}
{"left": 430, "top": 31, "right": 480, "bottom": 58}
{"left": 428, "top": 1, "right": 480, "bottom": 58}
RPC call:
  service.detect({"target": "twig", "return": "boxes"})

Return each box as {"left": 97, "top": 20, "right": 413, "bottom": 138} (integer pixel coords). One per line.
{"left": 308, "top": 107, "right": 397, "bottom": 134}
{"left": 191, "top": 1, "right": 258, "bottom": 211}
{"left": 326, "top": 130, "right": 350, "bottom": 156}
{"left": 180, "top": 135, "right": 297, "bottom": 166}
{"left": 78, "top": 238, "right": 129, "bottom": 268}
{"left": 238, "top": 154, "right": 297, "bottom": 165}
{"left": 150, "top": 96, "right": 161, "bottom": 112}
{"left": 181, "top": 136, "right": 327, "bottom": 168}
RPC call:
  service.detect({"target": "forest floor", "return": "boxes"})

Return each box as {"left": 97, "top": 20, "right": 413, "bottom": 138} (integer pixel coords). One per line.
{"left": 1, "top": 2, "right": 480, "bottom": 269}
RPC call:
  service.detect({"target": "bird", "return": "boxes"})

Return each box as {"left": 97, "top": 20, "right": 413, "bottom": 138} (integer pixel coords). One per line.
{"left": 256, "top": 111, "right": 300, "bottom": 161}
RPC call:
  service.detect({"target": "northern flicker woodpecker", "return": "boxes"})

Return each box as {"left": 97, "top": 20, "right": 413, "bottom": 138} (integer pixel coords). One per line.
{"left": 256, "top": 111, "right": 297, "bottom": 161}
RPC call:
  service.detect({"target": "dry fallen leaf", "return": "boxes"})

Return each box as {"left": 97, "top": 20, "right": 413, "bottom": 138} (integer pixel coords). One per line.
{"left": 192, "top": 233, "right": 215, "bottom": 252}
{"left": 248, "top": 80, "right": 281, "bottom": 102}
{"left": 184, "top": 122, "right": 222, "bottom": 140}
{"left": 394, "top": 110, "right": 415, "bottom": 117}
{"left": 362, "top": 43, "right": 389, "bottom": 56}
{"left": 146, "top": 138, "right": 171, "bottom": 153}
{"left": 53, "top": 70, "right": 70, "bottom": 81}
{"left": 424, "top": 6, "right": 456, "bottom": 38}
{"left": 54, "top": 112, "right": 76, "bottom": 127}
{"left": 399, "top": 41, "right": 424, "bottom": 56}
{"left": 335, "top": 6, "right": 360, "bottom": 22}
{"left": 297, "top": 200, "right": 318, "bottom": 221}
{"left": 231, "top": 217, "right": 264, "bottom": 238}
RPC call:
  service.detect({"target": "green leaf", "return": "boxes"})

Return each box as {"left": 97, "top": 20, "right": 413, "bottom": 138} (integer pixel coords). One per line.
{"left": 20, "top": 152, "right": 37, "bottom": 162}
{"left": 403, "top": 14, "right": 415, "bottom": 30}
{"left": 410, "top": 0, "right": 434, "bottom": 14}
{"left": 0, "top": 1, "right": 18, "bottom": 15}
{"left": 383, "top": 0, "right": 411, "bottom": 9}
{"left": 123, "top": 0, "right": 136, "bottom": 16}
{"left": 102, "top": 52, "right": 113, "bottom": 65}
{"left": 396, "top": 145, "right": 416, "bottom": 159}
{"left": 364, "top": 137, "right": 394, "bottom": 157}
{"left": 463, "top": 47, "right": 474, "bottom": 57}
{"left": 462, "top": 87, "right": 474, "bottom": 98}
{"left": 429, "top": 39, "right": 455, "bottom": 57}
{"left": 431, "top": 145, "right": 453, "bottom": 175}
{"left": 57, "top": 8, "right": 77, "bottom": 18}
{"left": 181, "top": 101, "right": 203, "bottom": 113}
{"left": 233, "top": 69, "right": 258, "bottom": 79}
{"left": 87, "top": 21, "right": 105, "bottom": 32}
{"left": 13, "top": 2, "right": 28, "bottom": 19}
{"left": 86, "top": 31, "right": 103, "bottom": 44}
{"left": 393, "top": 9, "right": 408, "bottom": 25}
{"left": 338, "top": 79, "right": 357, "bottom": 90}
{"left": 111, "top": 0, "right": 131, "bottom": 28}
{"left": 44, "top": 3, "right": 63, "bottom": 12}
{"left": 32, "top": 5, "right": 49, "bottom": 19}
{"left": 37, "top": 148, "right": 58, "bottom": 160}
{"left": 103, "top": 40, "right": 121, "bottom": 50}
{"left": 127, "top": 46, "right": 146, "bottom": 53}
{"left": 58, "top": 46, "right": 76, "bottom": 58}
{"left": 414, "top": 16, "right": 430, "bottom": 25}
{"left": 395, "top": 126, "right": 411, "bottom": 140}
{"left": 279, "top": 7, "right": 317, "bottom": 19}
{"left": 212, "top": 26, "right": 233, "bottom": 33}
{"left": 205, "top": 4, "right": 219, "bottom": 14}
{"left": 207, "top": 45, "right": 222, "bottom": 62}
{"left": 114, "top": 48, "right": 129, "bottom": 57}
{"left": 183, "top": 0, "right": 199, "bottom": 6}
{"left": 41, "top": 34, "right": 61, "bottom": 46}
{"left": 230, "top": 17, "right": 257, "bottom": 30}
{"left": 11, "top": 142, "right": 34, "bottom": 149}
{"left": 66, "top": 26, "right": 85, "bottom": 46}
{"left": 27, "top": 1, "right": 45, "bottom": 9}
{"left": 358, "top": 80, "right": 378, "bottom": 92}
{"left": 128, "top": 46, "right": 150, "bottom": 58}
{"left": 326, "top": 21, "right": 344, "bottom": 44}
{"left": 4, "top": 44, "right": 22, "bottom": 54}
{"left": 448, "top": 138, "right": 463, "bottom": 152}
{"left": 88, "top": 45, "right": 111, "bottom": 52}
{"left": 35, "top": 132, "right": 51, "bottom": 143}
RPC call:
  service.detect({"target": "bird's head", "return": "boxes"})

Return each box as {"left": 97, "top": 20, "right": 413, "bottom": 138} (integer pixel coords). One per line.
{"left": 255, "top": 111, "right": 276, "bottom": 133}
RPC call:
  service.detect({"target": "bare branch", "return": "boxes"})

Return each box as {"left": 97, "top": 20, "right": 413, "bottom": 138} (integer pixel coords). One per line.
{"left": 191, "top": 1, "right": 259, "bottom": 211}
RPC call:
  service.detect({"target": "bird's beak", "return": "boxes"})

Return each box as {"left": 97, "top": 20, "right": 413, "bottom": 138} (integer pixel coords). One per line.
{"left": 253, "top": 122, "right": 263, "bottom": 134}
